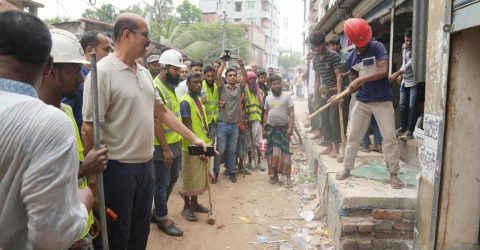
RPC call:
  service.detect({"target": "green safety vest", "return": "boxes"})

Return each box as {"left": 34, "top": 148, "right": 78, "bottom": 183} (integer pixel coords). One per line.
{"left": 202, "top": 80, "right": 219, "bottom": 124}
{"left": 180, "top": 94, "right": 212, "bottom": 151}
{"left": 60, "top": 103, "right": 93, "bottom": 238}
{"left": 154, "top": 77, "right": 182, "bottom": 145}
{"left": 246, "top": 89, "right": 262, "bottom": 122}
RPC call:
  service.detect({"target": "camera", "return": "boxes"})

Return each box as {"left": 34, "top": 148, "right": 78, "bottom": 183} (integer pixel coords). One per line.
{"left": 220, "top": 49, "right": 237, "bottom": 61}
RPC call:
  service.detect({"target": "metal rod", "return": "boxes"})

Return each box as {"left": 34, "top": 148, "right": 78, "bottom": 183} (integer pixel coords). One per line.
{"left": 388, "top": 0, "right": 396, "bottom": 75}
{"left": 90, "top": 52, "right": 109, "bottom": 250}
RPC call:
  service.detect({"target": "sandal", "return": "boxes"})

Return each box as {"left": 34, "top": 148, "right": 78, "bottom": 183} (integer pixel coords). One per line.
{"left": 181, "top": 208, "right": 198, "bottom": 222}
{"left": 269, "top": 176, "right": 279, "bottom": 184}
{"left": 285, "top": 181, "right": 293, "bottom": 189}
{"left": 335, "top": 170, "right": 351, "bottom": 180}
{"left": 192, "top": 204, "right": 209, "bottom": 213}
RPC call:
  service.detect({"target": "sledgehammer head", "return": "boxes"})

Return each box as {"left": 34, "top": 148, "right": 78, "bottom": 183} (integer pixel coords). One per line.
{"left": 207, "top": 212, "right": 215, "bottom": 225}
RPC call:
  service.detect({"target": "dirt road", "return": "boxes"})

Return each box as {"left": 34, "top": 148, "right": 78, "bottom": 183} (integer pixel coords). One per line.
{"left": 147, "top": 145, "right": 311, "bottom": 250}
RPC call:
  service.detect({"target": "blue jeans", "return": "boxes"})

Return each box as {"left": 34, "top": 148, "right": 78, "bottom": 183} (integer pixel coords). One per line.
{"left": 400, "top": 82, "right": 425, "bottom": 132}
{"left": 214, "top": 121, "right": 239, "bottom": 176}
{"left": 153, "top": 155, "right": 181, "bottom": 221}
{"left": 362, "top": 117, "right": 383, "bottom": 147}
{"left": 296, "top": 85, "right": 303, "bottom": 98}
{"left": 103, "top": 159, "right": 154, "bottom": 250}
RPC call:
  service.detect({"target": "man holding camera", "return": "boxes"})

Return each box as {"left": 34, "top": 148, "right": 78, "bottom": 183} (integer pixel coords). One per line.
{"left": 213, "top": 52, "right": 248, "bottom": 183}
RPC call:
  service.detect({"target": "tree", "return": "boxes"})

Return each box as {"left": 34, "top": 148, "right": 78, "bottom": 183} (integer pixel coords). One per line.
{"left": 278, "top": 52, "right": 304, "bottom": 71}
{"left": 44, "top": 16, "right": 72, "bottom": 24}
{"left": 176, "top": 0, "right": 202, "bottom": 24}
{"left": 169, "top": 22, "right": 250, "bottom": 64}
{"left": 82, "top": 3, "right": 119, "bottom": 24}
{"left": 125, "top": 3, "right": 145, "bottom": 17}
{"left": 147, "top": 0, "right": 174, "bottom": 24}
{"left": 150, "top": 16, "right": 180, "bottom": 43}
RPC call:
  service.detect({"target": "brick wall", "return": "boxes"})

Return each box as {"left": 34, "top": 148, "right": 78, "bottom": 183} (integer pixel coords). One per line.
{"left": 339, "top": 209, "right": 415, "bottom": 250}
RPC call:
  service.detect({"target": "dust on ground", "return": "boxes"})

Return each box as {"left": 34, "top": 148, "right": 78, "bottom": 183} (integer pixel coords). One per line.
{"left": 146, "top": 137, "right": 334, "bottom": 250}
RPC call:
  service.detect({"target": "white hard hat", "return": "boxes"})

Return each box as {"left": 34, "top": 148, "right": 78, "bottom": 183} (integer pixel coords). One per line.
{"left": 50, "top": 29, "right": 89, "bottom": 64}
{"left": 159, "top": 49, "right": 186, "bottom": 68}
{"left": 146, "top": 54, "right": 160, "bottom": 63}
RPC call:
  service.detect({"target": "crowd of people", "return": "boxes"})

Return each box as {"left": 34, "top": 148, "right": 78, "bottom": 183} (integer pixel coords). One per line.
{"left": 0, "top": 10, "right": 295, "bottom": 250}
{"left": 0, "top": 9, "right": 423, "bottom": 250}
{"left": 301, "top": 18, "right": 424, "bottom": 189}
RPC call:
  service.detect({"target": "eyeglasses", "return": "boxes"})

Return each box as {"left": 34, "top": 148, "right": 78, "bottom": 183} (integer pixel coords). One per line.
{"left": 130, "top": 29, "right": 150, "bottom": 39}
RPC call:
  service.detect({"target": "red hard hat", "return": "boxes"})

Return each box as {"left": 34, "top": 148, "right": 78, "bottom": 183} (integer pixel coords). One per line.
{"left": 344, "top": 18, "right": 372, "bottom": 47}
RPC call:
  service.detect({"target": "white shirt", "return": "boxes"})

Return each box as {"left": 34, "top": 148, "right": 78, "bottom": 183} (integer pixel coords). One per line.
{"left": 0, "top": 79, "right": 88, "bottom": 250}
{"left": 176, "top": 79, "right": 188, "bottom": 99}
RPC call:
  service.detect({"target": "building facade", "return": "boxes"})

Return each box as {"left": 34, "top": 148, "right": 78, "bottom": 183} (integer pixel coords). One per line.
{"left": 198, "top": 0, "right": 280, "bottom": 68}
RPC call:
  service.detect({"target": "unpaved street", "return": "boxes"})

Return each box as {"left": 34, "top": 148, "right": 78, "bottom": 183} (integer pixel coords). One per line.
{"left": 146, "top": 129, "right": 330, "bottom": 250}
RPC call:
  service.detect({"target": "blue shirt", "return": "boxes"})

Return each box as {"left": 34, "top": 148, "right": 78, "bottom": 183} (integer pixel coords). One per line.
{"left": 62, "top": 65, "right": 88, "bottom": 129}
{"left": 347, "top": 41, "right": 392, "bottom": 103}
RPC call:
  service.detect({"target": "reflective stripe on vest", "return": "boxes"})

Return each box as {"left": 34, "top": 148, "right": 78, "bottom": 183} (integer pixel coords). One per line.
{"left": 60, "top": 103, "right": 93, "bottom": 238}
{"left": 180, "top": 94, "right": 212, "bottom": 151}
{"left": 202, "top": 80, "right": 219, "bottom": 124}
{"left": 246, "top": 89, "right": 262, "bottom": 121}
{"left": 154, "top": 77, "right": 182, "bottom": 145}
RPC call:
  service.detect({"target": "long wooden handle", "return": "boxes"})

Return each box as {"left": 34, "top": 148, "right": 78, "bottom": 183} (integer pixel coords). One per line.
{"left": 308, "top": 88, "right": 351, "bottom": 120}
{"left": 91, "top": 52, "right": 109, "bottom": 250}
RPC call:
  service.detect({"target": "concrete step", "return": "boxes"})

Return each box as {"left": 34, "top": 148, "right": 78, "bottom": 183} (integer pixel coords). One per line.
{"left": 294, "top": 99, "right": 418, "bottom": 250}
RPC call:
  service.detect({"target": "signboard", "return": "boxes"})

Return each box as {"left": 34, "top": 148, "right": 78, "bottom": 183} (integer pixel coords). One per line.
{"left": 418, "top": 114, "right": 442, "bottom": 184}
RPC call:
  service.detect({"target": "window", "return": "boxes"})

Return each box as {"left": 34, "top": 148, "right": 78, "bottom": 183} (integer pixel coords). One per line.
{"left": 217, "top": 2, "right": 222, "bottom": 10}
{"left": 261, "top": 1, "right": 269, "bottom": 11}
{"left": 234, "top": 18, "right": 242, "bottom": 22}
{"left": 261, "top": 18, "right": 269, "bottom": 29}
{"left": 247, "top": 1, "right": 255, "bottom": 9}
{"left": 235, "top": 2, "right": 242, "bottom": 12}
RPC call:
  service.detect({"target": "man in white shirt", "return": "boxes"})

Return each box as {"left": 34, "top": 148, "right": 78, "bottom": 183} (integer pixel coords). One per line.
{"left": 0, "top": 10, "right": 92, "bottom": 249}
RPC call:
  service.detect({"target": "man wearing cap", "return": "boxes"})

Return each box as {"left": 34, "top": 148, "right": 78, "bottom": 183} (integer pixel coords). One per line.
{"left": 62, "top": 30, "right": 113, "bottom": 131}
{"left": 146, "top": 54, "right": 160, "bottom": 78}
{"left": 38, "top": 29, "right": 109, "bottom": 249}
{"left": 82, "top": 13, "right": 207, "bottom": 249}
{"left": 330, "top": 18, "right": 403, "bottom": 189}
{"left": 151, "top": 49, "right": 186, "bottom": 237}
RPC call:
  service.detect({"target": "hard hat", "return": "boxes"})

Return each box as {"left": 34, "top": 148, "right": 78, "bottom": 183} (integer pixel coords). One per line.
{"left": 50, "top": 29, "right": 89, "bottom": 64}
{"left": 344, "top": 18, "right": 372, "bottom": 47}
{"left": 146, "top": 54, "right": 160, "bottom": 63}
{"left": 159, "top": 49, "right": 186, "bottom": 68}
{"left": 247, "top": 71, "right": 257, "bottom": 80}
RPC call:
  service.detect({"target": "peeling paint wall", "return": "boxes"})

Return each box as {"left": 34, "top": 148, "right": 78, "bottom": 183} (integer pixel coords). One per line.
{"left": 436, "top": 26, "right": 480, "bottom": 250}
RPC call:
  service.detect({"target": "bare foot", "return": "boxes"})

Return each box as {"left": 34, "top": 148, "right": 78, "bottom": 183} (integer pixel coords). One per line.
{"left": 335, "top": 170, "right": 351, "bottom": 180}
{"left": 328, "top": 150, "right": 338, "bottom": 158}
{"left": 390, "top": 174, "right": 404, "bottom": 189}
{"left": 310, "top": 131, "right": 321, "bottom": 139}
{"left": 320, "top": 146, "right": 332, "bottom": 155}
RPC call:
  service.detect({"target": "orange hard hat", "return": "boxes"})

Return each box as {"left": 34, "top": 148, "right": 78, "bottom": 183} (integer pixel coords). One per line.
{"left": 344, "top": 18, "right": 372, "bottom": 47}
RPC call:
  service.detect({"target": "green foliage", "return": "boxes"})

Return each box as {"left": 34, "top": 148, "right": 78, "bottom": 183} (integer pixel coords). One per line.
{"left": 82, "top": 3, "right": 119, "bottom": 24}
{"left": 147, "top": 0, "right": 174, "bottom": 24}
{"left": 278, "top": 52, "right": 304, "bottom": 71}
{"left": 124, "top": 3, "right": 145, "bottom": 17}
{"left": 170, "top": 22, "right": 250, "bottom": 64}
{"left": 44, "top": 16, "right": 72, "bottom": 24}
{"left": 176, "top": 0, "right": 203, "bottom": 24}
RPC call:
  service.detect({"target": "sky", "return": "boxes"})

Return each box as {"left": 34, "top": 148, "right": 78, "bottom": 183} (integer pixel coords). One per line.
{"left": 37, "top": 0, "right": 305, "bottom": 51}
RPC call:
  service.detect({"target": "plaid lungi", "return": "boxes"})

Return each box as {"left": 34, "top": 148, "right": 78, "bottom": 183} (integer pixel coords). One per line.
{"left": 182, "top": 152, "right": 208, "bottom": 196}
{"left": 266, "top": 125, "right": 292, "bottom": 175}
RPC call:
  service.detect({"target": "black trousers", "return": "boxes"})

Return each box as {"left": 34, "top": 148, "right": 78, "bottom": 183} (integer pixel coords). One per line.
{"left": 102, "top": 159, "right": 154, "bottom": 250}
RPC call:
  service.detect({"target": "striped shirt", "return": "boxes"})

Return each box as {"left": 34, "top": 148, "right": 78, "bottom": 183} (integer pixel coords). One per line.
{"left": 313, "top": 48, "right": 342, "bottom": 86}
